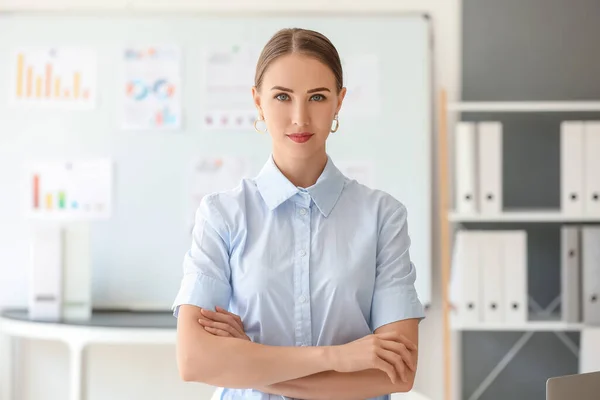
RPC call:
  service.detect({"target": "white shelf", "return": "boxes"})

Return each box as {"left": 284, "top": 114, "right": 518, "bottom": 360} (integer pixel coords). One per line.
{"left": 448, "top": 211, "right": 600, "bottom": 223}
{"left": 452, "top": 321, "right": 584, "bottom": 332}
{"left": 447, "top": 101, "right": 600, "bottom": 112}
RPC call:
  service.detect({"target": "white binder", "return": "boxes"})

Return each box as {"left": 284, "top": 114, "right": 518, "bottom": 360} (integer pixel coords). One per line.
{"left": 503, "top": 231, "right": 528, "bottom": 324}
{"left": 478, "top": 122, "right": 503, "bottom": 214}
{"left": 451, "top": 231, "right": 482, "bottom": 324}
{"left": 582, "top": 227, "right": 600, "bottom": 325}
{"left": 584, "top": 122, "right": 600, "bottom": 216}
{"left": 560, "top": 121, "right": 585, "bottom": 215}
{"left": 580, "top": 328, "right": 600, "bottom": 373}
{"left": 561, "top": 226, "right": 581, "bottom": 323}
{"left": 455, "top": 122, "right": 478, "bottom": 214}
{"left": 481, "top": 231, "right": 504, "bottom": 323}
{"left": 62, "top": 223, "right": 92, "bottom": 321}
{"left": 28, "top": 224, "right": 63, "bottom": 321}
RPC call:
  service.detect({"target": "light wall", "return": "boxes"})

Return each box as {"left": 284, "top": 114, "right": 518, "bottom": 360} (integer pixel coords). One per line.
{"left": 0, "top": 1, "right": 461, "bottom": 399}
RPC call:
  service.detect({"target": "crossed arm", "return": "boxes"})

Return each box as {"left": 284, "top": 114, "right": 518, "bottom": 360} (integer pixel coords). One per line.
{"left": 257, "top": 319, "right": 419, "bottom": 400}
{"left": 177, "top": 304, "right": 420, "bottom": 400}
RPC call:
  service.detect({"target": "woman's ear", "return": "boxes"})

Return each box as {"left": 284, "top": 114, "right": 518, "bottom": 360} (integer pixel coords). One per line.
{"left": 336, "top": 87, "right": 347, "bottom": 115}
{"left": 252, "top": 86, "right": 263, "bottom": 117}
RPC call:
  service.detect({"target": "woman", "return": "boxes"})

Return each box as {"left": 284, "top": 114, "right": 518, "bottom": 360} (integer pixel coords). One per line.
{"left": 172, "top": 27, "right": 425, "bottom": 400}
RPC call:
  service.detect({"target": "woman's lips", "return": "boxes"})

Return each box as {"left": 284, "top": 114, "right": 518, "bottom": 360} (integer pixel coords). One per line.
{"left": 287, "top": 133, "right": 314, "bottom": 143}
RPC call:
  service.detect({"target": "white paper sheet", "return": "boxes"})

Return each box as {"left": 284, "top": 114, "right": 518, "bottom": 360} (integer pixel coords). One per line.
{"left": 10, "top": 47, "right": 97, "bottom": 109}
{"left": 24, "top": 158, "right": 113, "bottom": 221}
{"left": 201, "top": 45, "right": 259, "bottom": 131}
{"left": 121, "top": 46, "right": 182, "bottom": 130}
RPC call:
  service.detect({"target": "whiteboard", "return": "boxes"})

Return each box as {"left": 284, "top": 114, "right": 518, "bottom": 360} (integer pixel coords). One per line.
{"left": 0, "top": 13, "right": 433, "bottom": 309}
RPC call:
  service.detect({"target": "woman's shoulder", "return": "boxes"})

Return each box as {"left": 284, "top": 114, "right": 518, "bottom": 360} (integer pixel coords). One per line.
{"left": 200, "top": 178, "right": 259, "bottom": 217}
{"left": 343, "top": 179, "right": 407, "bottom": 217}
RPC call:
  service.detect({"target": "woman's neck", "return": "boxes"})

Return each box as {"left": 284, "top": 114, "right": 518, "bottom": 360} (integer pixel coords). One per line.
{"left": 272, "top": 151, "right": 328, "bottom": 189}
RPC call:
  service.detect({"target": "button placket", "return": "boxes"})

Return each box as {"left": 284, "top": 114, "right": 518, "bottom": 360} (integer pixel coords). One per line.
{"left": 293, "top": 193, "right": 313, "bottom": 347}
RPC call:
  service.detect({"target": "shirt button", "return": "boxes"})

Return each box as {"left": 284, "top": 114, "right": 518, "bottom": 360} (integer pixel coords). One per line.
{"left": 299, "top": 208, "right": 307, "bottom": 215}
{"left": 298, "top": 250, "right": 306, "bottom": 257}
{"left": 298, "top": 295, "right": 307, "bottom": 303}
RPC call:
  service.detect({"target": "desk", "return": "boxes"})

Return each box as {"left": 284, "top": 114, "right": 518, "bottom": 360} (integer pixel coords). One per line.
{"left": 0, "top": 309, "right": 176, "bottom": 400}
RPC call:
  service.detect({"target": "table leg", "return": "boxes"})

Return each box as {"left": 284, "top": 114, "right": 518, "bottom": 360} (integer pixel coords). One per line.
{"left": 0, "top": 332, "right": 13, "bottom": 400}
{"left": 68, "top": 343, "right": 86, "bottom": 400}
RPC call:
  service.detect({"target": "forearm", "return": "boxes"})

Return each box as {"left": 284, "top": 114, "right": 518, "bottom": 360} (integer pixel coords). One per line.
{"left": 259, "top": 369, "right": 415, "bottom": 400}
{"left": 182, "top": 333, "right": 330, "bottom": 388}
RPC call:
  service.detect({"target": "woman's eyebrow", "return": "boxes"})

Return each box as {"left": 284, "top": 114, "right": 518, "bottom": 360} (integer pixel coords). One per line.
{"left": 270, "top": 86, "right": 331, "bottom": 94}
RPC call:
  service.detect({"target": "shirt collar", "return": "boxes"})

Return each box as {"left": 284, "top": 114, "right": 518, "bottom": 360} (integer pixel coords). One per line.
{"left": 255, "top": 154, "right": 346, "bottom": 217}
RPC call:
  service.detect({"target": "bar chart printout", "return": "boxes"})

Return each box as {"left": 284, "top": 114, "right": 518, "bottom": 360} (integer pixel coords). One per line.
{"left": 11, "top": 47, "right": 97, "bottom": 109}
{"left": 26, "top": 159, "right": 113, "bottom": 220}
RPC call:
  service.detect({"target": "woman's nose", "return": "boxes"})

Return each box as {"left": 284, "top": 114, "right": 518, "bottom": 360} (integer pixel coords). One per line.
{"left": 292, "top": 103, "right": 310, "bottom": 126}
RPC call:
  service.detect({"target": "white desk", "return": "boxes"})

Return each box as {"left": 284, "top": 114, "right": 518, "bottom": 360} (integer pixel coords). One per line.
{"left": 0, "top": 309, "right": 176, "bottom": 400}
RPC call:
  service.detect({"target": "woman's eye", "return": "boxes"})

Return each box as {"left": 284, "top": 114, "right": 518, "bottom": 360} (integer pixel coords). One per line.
{"left": 310, "top": 94, "right": 326, "bottom": 101}
{"left": 275, "top": 93, "right": 289, "bottom": 101}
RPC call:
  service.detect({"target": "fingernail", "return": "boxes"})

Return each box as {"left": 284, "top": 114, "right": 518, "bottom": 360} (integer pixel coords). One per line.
{"left": 198, "top": 320, "right": 205, "bottom": 324}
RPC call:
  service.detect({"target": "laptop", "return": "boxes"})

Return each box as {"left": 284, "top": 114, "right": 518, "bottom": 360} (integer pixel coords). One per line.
{"left": 546, "top": 371, "right": 600, "bottom": 400}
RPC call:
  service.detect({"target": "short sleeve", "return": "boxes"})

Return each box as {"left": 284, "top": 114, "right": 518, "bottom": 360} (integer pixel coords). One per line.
{"left": 370, "top": 203, "right": 426, "bottom": 331}
{"left": 172, "top": 195, "right": 232, "bottom": 318}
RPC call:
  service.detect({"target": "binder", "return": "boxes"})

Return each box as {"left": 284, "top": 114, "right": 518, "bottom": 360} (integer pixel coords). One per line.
{"left": 28, "top": 224, "right": 63, "bottom": 321}
{"left": 503, "top": 231, "right": 528, "bottom": 324}
{"left": 560, "top": 121, "right": 585, "bottom": 215}
{"left": 584, "top": 122, "right": 600, "bottom": 216}
{"left": 582, "top": 227, "right": 600, "bottom": 325}
{"left": 580, "top": 328, "right": 600, "bottom": 373}
{"left": 455, "top": 122, "right": 478, "bottom": 214}
{"left": 481, "top": 231, "right": 504, "bottom": 323}
{"left": 451, "top": 231, "right": 482, "bottom": 324}
{"left": 478, "top": 122, "right": 503, "bottom": 214}
{"left": 561, "top": 226, "right": 581, "bottom": 323}
{"left": 62, "top": 223, "right": 92, "bottom": 321}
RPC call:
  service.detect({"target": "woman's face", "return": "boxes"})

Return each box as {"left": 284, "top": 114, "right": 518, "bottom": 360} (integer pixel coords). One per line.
{"left": 252, "top": 53, "right": 346, "bottom": 161}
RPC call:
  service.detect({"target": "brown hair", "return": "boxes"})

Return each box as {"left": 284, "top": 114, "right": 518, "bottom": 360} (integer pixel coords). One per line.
{"left": 254, "top": 28, "right": 344, "bottom": 93}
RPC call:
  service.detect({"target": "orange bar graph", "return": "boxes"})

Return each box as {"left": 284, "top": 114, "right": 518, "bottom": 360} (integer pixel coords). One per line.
{"left": 26, "top": 67, "right": 33, "bottom": 97}
{"left": 54, "top": 77, "right": 61, "bottom": 98}
{"left": 74, "top": 72, "right": 81, "bottom": 98}
{"left": 33, "top": 175, "right": 40, "bottom": 209}
{"left": 45, "top": 64, "right": 52, "bottom": 97}
{"left": 16, "top": 54, "right": 25, "bottom": 97}
{"left": 35, "top": 76, "right": 43, "bottom": 98}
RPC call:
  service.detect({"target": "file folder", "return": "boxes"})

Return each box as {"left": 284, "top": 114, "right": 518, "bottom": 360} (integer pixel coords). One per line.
{"left": 582, "top": 227, "right": 600, "bottom": 325}
{"left": 477, "top": 122, "right": 502, "bottom": 214}
{"left": 584, "top": 122, "right": 600, "bottom": 216}
{"left": 561, "top": 121, "right": 585, "bottom": 215}
{"left": 28, "top": 224, "right": 63, "bottom": 321}
{"left": 481, "top": 231, "right": 504, "bottom": 323}
{"left": 503, "top": 231, "right": 528, "bottom": 324}
{"left": 561, "top": 226, "right": 581, "bottom": 323}
{"left": 451, "top": 231, "right": 482, "bottom": 324}
{"left": 455, "top": 122, "right": 478, "bottom": 214}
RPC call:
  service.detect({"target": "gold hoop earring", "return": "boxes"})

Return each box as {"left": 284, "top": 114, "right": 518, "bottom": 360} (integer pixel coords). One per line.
{"left": 331, "top": 115, "right": 339, "bottom": 133}
{"left": 254, "top": 116, "right": 267, "bottom": 134}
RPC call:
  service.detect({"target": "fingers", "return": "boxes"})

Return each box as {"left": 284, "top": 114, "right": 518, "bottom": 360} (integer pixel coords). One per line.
{"left": 377, "top": 348, "right": 408, "bottom": 383}
{"left": 372, "top": 356, "right": 398, "bottom": 384}
{"left": 200, "top": 308, "right": 245, "bottom": 336}
{"left": 198, "top": 318, "right": 244, "bottom": 339}
{"left": 374, "top": 332, "right": 418, "bottom": 351}
{"left": 203, "top": 326, "right": 233, "bottom": 337}
{"left": 215, "top": 306, "right": 245, "bottom": 332}
{"left": 380, "top": 340, "right": 416, "bottom": 371}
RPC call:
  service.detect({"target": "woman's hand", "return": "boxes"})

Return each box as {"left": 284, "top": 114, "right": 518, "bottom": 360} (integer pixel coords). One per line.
{"left": 326, "top": 332, "right": 417, "bottom": 384}
{"left": 197, "top": 306, "right": 251, "bottom": 341}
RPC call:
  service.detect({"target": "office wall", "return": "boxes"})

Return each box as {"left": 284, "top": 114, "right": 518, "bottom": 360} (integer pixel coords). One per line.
{"left": 460, "top": 0, "right": 600, "bottom": 399}
{"left": 0, "top": 1, "right": 461, "bottom": 399}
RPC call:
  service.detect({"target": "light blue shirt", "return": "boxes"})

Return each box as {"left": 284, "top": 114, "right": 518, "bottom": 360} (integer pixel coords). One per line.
{"left": 172, "top": 154, "right": 425, "bottom": 400}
